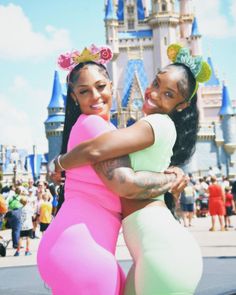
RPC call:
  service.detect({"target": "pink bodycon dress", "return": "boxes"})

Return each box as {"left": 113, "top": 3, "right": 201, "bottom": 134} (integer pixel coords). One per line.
{"left": 37, "top": 114, "right": 125, "bottom": 295}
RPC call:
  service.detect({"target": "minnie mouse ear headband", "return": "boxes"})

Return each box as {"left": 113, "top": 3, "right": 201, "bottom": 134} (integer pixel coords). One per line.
{"left": 167, "top": 44, "right": 212, "bottom": 102}
{"left": 57, "top": 44, "right": 113, "bottom": 73}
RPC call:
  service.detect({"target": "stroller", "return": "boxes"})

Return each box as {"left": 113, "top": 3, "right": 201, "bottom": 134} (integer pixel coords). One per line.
{"left": 0, "top": 235, "right": 11, "bottom": 257}
{"left": 195, "top": 195, "right": 209, "bottom": 217}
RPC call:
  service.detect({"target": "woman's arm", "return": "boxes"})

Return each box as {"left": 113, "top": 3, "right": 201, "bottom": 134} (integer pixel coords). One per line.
{"left": 93, "top": 155, "right": 176, "bottom": 200}
{"left": 56, "top": 120, "right": 154, "bottom": 171}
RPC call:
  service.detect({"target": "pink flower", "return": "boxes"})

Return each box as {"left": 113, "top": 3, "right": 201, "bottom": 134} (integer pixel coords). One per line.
{"left": 99, "top": 47, "right": 113, "bottom": 64}
{"left": 57, "top": 53, "right": 74, "bottom": 71}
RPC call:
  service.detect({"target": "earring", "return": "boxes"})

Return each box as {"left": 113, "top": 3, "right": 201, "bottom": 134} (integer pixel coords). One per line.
{"left": 75, "top": 101, "right": 78, "bottom": 106}
{"left": 177, "top": 109, "right": 182, "bottom": 112}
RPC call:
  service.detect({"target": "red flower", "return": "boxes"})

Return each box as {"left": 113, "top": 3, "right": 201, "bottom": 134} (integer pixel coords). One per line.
{"left": 100, "top": 47, "right": 112, "bottom": 62}
{"left": 57, "top": 53, "right": 74, "bottom": 70}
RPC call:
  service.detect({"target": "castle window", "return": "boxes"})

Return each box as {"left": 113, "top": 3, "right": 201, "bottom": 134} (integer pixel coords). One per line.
{"left": 127, "top": 6, "right": 134, "bottom": 15}
{"left": 128, "top": 19, "right": 134, "bottom": 30}
{"left": 162, "top": 4, "right": 166, "bottom": 12}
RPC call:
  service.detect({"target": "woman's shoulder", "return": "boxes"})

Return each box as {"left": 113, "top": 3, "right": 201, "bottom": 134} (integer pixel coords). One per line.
{"left": 142, "top": 113, "right": 174, "bottom": 125}
{"left": 76, "top": 114, "right": 107, "bottom": 125}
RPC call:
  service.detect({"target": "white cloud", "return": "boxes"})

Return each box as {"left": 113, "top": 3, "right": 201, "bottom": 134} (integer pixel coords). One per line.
{"left": 0, "top": 94, "right": 33, "bottom": 149}
{"left": 1, "top": 75, "right": 49, "bottom": 153}
{"left": 193, "top": 0, "right": 236, "bottom": 38}
{"left": 0, "top": 4, "right": 72, "bottom": 60}
{"left": 230, "top": 0, "right": 236, "bottom": 19}
{"left": 13, "top": 76, "right": 29, "bottom": 89}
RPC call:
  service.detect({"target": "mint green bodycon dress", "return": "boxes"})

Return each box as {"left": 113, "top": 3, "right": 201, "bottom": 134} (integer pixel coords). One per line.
{"left": 123, "top": 114, "right": 203, "bottom": 295}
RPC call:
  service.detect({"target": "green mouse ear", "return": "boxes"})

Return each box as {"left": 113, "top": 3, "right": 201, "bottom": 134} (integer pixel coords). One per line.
{"left": 196, "top": 61, "right": 212, "bottom": 83}
{"left": 167, "top": 44, "right": 182, "bottom": 62}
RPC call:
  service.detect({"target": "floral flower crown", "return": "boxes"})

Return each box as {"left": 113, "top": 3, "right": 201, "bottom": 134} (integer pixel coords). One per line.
{"left": 57, "top": 44, "right": 113, "bottom": 72}
{"left": 167, "top": 44, "right": 212, "bottom": 101}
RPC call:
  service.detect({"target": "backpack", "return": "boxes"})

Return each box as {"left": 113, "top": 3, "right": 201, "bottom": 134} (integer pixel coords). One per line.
{"left": 0, "top": 195, "right": 7, "bottom": 214}
{"left": 0, "top": 236, "right": 11, "bottom": 257}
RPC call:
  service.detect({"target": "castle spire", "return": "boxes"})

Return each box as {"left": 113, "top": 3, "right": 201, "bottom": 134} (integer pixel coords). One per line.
{"left": 48, "top": 71, "right": 64, "bottom": 109}
{"left": 219, "top": 82, "right": 234, "bottom": 116}
{"left": 45, "top": 71, "right": 65, "bottom": 162}
{"left": 117, "top": 0, "right": 124, "bottom": 21}
{"left": 191, "top": 17, "right": 200, "bottom": 36}
{"left": 137, "top": 0, "right": 145, "bottom": 20}
{"left": 190, "top": 16, "right": 202, "bottom": 55}
{"left": 205, "top": 57, "right": 220, "bottom": 86}
{"left": 105, "top": 0, "right": 117, "bottom": 20}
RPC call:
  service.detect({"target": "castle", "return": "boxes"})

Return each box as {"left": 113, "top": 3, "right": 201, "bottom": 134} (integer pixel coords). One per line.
{"left": 45, "top": 0, "right": 236, "bottom": 178}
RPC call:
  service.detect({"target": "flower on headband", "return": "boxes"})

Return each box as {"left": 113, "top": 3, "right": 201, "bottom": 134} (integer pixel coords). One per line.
{"left": 167, "top": 44, "right": 211, "bottom": 83}
{"left": 99, "top": 47, "right": 113, "bottom": 64}
{"left": 57, "top": 52, "right": 76, "bottom": 71}
{"left": 57, "top": 45, "right": 113, "bottom": 72}
{"left": 175, "top": 48, "right": 203, "bottom": 78}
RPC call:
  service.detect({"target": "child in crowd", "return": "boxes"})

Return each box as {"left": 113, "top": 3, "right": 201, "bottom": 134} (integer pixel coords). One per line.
{"left": 39, "top": 192, "right": 52, "bottom": 235}
{"left": 14, "top": 196, "right": 34, "bottom": 256}
{"left": 225, "top": 186, "right": 235, "bottom": 229}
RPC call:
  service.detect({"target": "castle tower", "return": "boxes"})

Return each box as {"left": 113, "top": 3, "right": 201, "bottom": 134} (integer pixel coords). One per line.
{"left": 148, "top": 0, "right": 179, "bottom": 71}
{"left": 219, "top": 82, "right": 236, "bottom": 176}
{"left": 105, "top": 0, "right": 151, "bottom": 123}
{"left": 189, "top": 17, "right": 202, "bottom": 56}
{"left": 105, "top": 0, "right": 119, "bottom": 93}
{"left": 45, "top": 71, "right": 65, "bottom": 162}
{"left": 179, "top": 0, "right": 194, "bottom": 40}
{"left": 200, "top": 56, "right": 221, "bottom": 123}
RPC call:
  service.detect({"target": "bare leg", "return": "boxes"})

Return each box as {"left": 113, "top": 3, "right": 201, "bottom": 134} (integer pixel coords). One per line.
{"left": 210, "top": 216, "right": 216, "bottom": 231}
{"left": 188, "top": 212, "right": 194, "bottom": 226}
{"left": 182, "top": 212, "right": 188, "bottom": 227}
{"left": 218, "top": 215, "right": 225, "bottom": 231}
{"left": 26, "top": 237, "right": 30, "bottom": 251}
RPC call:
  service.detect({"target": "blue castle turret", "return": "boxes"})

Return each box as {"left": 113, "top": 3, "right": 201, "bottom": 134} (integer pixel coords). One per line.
{"left": 105, "top": 0, "right": 117, "bottom": 20}
{"left": 44, "top": 70, "right": 65, "bottom": 162}
{"left": 220, "top": 82, "right": 236, "bottom": 176}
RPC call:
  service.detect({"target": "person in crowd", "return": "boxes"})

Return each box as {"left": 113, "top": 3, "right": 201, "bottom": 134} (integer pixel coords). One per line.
{"left": 48, "top": 183, "right": 59, "bottom": 217}
{"left": 27, "top": 178, "right": 37, "bottom": 196}
{"left": 6, "top": 187, "right": 23, "bottom": 248}
{"left": 14, "top": 196, "right": 34, "bottom": 256}
{"left": 208, "top": 176, "right": 226, "bottom": 231}
{"left": 38, "top": 191, "right": 53, "bottom": 235}
{"left": 231, "top": 178, "right": 236, "bottom": 209}
{"left": 40, "top": 44, "right": 210, "bottom": 294}
{"left": 180, "top": 183, "right": 196, "bottom": 227}
{"left": 224, "top": 186, "right": 235, "bottom": 229}
{"left": 32, "top": 181, "right": 52, "bottom": 239}
{"left": 0, "top": 189, "right": 7, "bottom": 230}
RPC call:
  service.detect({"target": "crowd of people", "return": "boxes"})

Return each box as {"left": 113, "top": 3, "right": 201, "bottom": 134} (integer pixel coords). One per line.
{"left": 0, "top": 179, "right": 59, "bottom": 256}
{"left": 178, "top": 172, "right": 236, "bottom": 231}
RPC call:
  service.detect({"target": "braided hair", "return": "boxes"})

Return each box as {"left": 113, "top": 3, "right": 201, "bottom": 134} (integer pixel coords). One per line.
{"left": 164, "top": 64, "right": 199, "bottom": 215}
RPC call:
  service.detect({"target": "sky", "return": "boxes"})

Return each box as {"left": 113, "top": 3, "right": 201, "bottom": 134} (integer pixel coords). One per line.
{"left": 0, "top": 0, "right": 236, "bottom": 154}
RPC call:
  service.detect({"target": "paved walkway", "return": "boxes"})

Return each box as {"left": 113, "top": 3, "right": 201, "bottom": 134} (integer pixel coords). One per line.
{"left": 1, "top": 215, "right": 236, "bottom": 267}
{"left": 0, "top": 215, "right": 236, "bottom": 294}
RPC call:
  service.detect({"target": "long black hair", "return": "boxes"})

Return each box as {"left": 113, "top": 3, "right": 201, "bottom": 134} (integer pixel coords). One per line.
{"left": 164, "top": 63, "right": 199, "bottom": 215}
{"left": 61, "top": 61, "right": 110, "bottom": 154}
{"left": 57, "top": 62, "right": 110, "bottom": 211}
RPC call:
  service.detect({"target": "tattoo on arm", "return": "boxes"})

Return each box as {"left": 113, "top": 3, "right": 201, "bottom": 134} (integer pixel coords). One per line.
{"left": 94, "top": 156, "right": 176, "bottom": 200}
{"left": 94, "top": 156, "right": 130, "bottom": 181}
{"left": 132, "top": 174, "right": 174, "bottom": 200}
